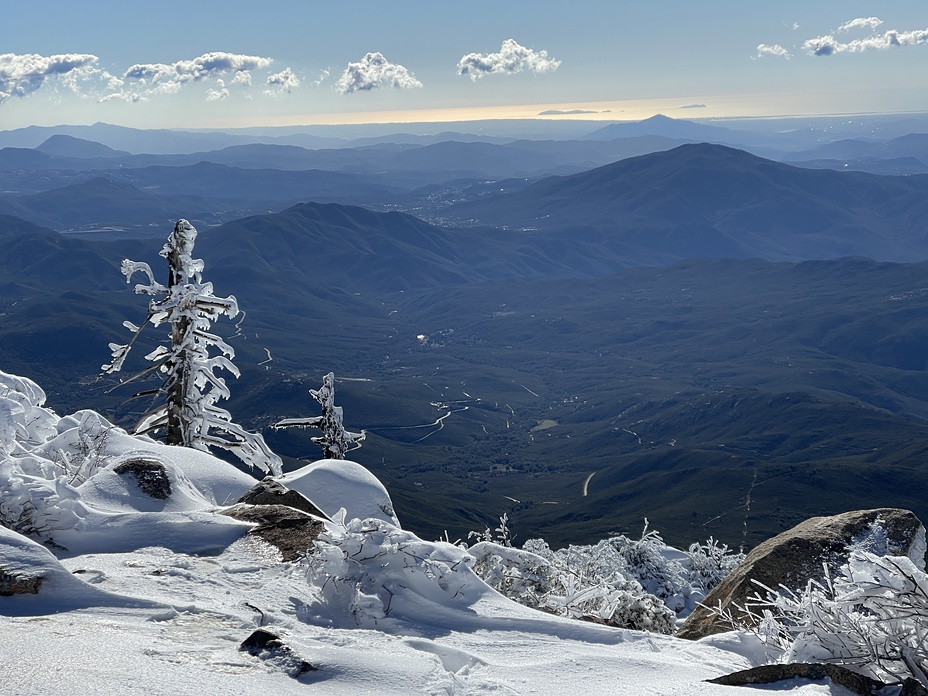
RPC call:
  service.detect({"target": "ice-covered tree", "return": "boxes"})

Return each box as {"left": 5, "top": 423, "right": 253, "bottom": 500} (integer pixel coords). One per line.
{"left": 274, "top": 372, "right": 365, "bottom": 459}
{"left": 102, "top": 219, "right": 281, "bottom": 476}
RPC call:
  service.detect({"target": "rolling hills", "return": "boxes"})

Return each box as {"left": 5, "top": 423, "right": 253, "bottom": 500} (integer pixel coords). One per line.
{"left": 3, "top": 192, "right": 928, "bottom": 549}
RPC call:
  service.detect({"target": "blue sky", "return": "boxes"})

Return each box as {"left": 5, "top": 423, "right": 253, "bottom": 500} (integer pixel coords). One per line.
{"left": 3, "top": 1, "right": 928, "bottom": 129}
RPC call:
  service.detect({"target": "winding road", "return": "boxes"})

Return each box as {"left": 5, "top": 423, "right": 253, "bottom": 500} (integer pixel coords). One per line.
{"left": 582, "top": 471, "right": 597, "bottom": 497}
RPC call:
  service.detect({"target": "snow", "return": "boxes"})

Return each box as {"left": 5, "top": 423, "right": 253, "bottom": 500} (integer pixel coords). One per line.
{"left": 0, "top": 526, "right": 851, "bottom": 695}
{"left": 0, "top": 371, "right": 864, "bottom": 694}
{"left": 279, "top": 458, "right": 399, "bottom": 525}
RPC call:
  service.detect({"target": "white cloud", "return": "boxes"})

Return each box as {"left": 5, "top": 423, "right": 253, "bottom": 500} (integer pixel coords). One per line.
{"left": 335, "top": 52, "right": 421, "bottom": 94}
{"left": 265, "top": 67, "right": 300, "bottom": 95}
{"left": 124, "top": 52, "right": 272, "bottom": 87}
{"left": 803, "top": 35, "right": 841, "bottom": 56}
{"left": 98, "top": 91, "right": 143, "bottom": 104}
{"left": 804, "top": 26, "right": 928, "bottom": 56}
{"left": 231, "top": 71, "right": 252, "bottom": 86}
{"left": 838, "top": 17, "right": 883, "bottom": 33}
{"left": 756, "top": 43, "right": 791, "bottom": 59}
{"left": 206, "top": 79, "right": 229, "bottom": 101}
{"left": 0, "top": 49, "right": 297, "bottom": 104}
{"left": 110, "top": 51, "right": 298, "bottom": 102}
{"left": 457, "top": 39, "right": 560, "bottom": 80}
{"left": 0, "top": 52, "right": 100, "bottom": 101}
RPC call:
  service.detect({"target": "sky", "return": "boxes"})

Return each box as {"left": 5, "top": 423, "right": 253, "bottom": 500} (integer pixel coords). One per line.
{"left": 3, "top": 1, "right": 928, "bottom": 130}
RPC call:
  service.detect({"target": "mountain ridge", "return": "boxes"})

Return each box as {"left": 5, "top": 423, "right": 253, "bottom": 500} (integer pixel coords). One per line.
{"left": 450, "top": 143, "right": 928, "bottom": 262}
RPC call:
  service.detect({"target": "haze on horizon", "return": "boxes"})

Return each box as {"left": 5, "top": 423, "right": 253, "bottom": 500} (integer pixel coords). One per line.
{"left": 3, "top": 1, "right": 928, "bottom": 131}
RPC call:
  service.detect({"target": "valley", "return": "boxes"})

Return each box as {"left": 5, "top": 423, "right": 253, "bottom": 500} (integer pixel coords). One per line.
{"left": 3, "top": 115, "right": 928, "bottom": 550}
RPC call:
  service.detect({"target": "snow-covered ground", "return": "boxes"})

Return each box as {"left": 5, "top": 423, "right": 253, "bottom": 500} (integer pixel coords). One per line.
{"left": 0, "top": 370, "right": 859, "bottom": 694}
{"left": 2, "top": 533, "right": 852, "bottom": 696}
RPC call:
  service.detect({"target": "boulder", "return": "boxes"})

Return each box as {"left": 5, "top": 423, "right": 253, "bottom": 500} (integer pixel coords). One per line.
{"left": 677, "top": 508, "right": 926, "bottom": 639}
{"left": 707, "top": 663, "right": 928, "bottom": 696}
{"left": 0, "top": 568, "right": 42, "bottom": 596}
{"left": 114, "top": 458, "right": 172, "bottom": 499}
{"left": 278, "top": 459, "right": 400, "bottom": 526}
{"left": 236, "top": 477, "right": 329, "bottom": 520}
{"left": 221, "top": 504, "right": 325, "bottom": 562}
{"left": 240, "top": 628, "right": 316, "bottom": 678}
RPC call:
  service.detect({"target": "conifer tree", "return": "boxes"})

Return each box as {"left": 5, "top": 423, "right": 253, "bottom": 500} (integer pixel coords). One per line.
{"left": 103, "top": 219, "right": 282, "bottom": 476}
{"left": 275, "top": 372, "right": 365, "bottom": 459}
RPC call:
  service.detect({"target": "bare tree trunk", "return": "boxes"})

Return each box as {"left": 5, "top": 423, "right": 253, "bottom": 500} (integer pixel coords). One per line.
{"left": 165, "top": 220, "right": 195, "bottom": 447}
{"left": 165, "top": 315, "right": 190, "bottom": 446}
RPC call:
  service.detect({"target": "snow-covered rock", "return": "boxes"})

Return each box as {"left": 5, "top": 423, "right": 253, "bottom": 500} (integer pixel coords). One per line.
{"left": 0, "top": 371, "right": 259, "bottom": 555}
{"left": 279, "top": 459, "right": 399, "bottom": 526}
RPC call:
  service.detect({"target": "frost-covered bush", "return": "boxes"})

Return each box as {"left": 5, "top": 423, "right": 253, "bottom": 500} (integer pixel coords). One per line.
{"left": 0, "top": 464, "right": 82, "bottom": 541}
{"left": 0, "top": 372, "right": 111, "bottom": 541}
{"left": 687, "top": 537, "right": 744, "bottom": 597}
{"left": 732, "top": 551, "right": 928, "bottom": 688}
{"left": 464, "top": 519, "right": 742, "bottom": 634}
{"left": 1, "top": 369, "right": 257, "bottom": 546}
{"left": 303, "top": 512, "right": 474, "bottom": 627}
{"left": 467, "top": 540, "right": 552, "bottom": 610}
{"left": 606, "top": 526, "right": 690, "bottom": 611}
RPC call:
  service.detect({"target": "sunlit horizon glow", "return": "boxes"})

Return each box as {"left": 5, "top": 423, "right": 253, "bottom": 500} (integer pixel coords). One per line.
{"left": 199, "top": 91, "right": 928, "bottom": 131}
{"left": 7, "top": 91, "right": 928, "bottom": 132}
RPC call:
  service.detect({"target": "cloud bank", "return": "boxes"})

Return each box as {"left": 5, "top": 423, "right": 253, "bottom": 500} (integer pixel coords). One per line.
{"left": 804, "top": 18, "right": 928, "bottom": 56}
{"left": 335, "top": 52, "right": 422, "bottom": 94}
{"left": 538, "top": 108, "right": 598, "bottom": 115}
{"left": 123, "top": 52, "right": 273, "bottom": 92}
{"left": 0, "top": 53, "right": 100, "bottom": 101}
{"left": 458, "top": 39, "right": 561, "bottom": 80}
{"left": 0, "top": 50, "right": 301, "bottom": 105}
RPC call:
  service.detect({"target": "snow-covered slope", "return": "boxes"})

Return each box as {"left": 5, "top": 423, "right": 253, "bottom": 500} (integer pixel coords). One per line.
{"left": 0, "top": 369, "right": 855, "bottom": 694}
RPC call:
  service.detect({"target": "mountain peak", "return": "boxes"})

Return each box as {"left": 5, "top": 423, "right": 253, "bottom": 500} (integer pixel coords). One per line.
{"left": 449, "top": 142, "right": 925, "bottom": 263}
{"left": 579, "top": 115, "right": 733, "bottom": 142}
{"left": 35, "top": 134, "right": 127, "bottom": 159}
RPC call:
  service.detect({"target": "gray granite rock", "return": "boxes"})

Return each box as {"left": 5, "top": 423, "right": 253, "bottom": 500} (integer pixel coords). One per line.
{"left": 678, "top": 507, "right": 925, "bottom": 639}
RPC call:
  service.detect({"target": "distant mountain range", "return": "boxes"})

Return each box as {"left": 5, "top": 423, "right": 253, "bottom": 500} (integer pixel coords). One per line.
{"left": 0, "top": 134, "right": 691, "bottom": 180}
{"left": 36, "top": 134, "right": 130, "bottom": 159}
{"left": 8, "top": 113, "right": 928, "bottom": 154}
{"left": 6, "top": 141, "right": 928, "bottom": 265}
{"left": 784, "top": 133, "right": 928, "bottom": 174}
{"left": 0, "top": 177, "right": 220, "bottom": 232}
{"left": 580, "top": 114, "right": 769, "bottom": 147}
{"left": 0, "top": 122, "right": 346, "bottom": 154}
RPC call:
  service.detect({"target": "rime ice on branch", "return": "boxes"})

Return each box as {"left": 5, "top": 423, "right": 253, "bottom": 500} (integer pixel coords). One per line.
{"left": 274, "top": 372, "right": 365, "bottom": 459}
{"left": 102, "top": 219, "right": 282, "bottom": 476}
